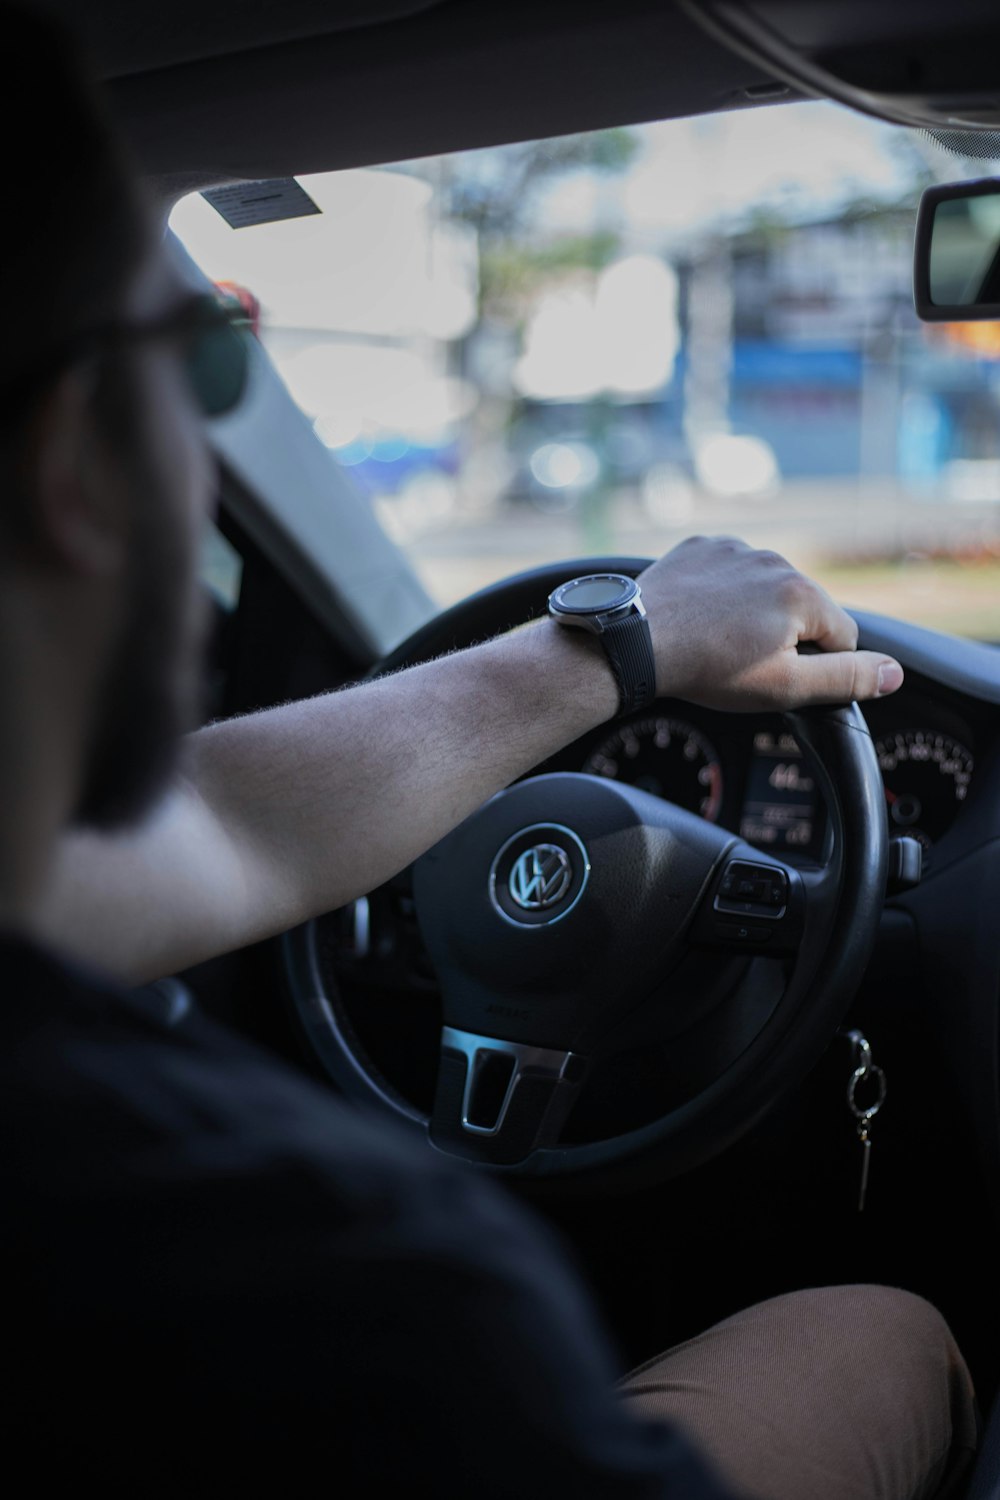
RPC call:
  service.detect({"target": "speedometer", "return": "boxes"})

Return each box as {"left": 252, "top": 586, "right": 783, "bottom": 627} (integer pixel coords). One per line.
{"left": 875, "top": 730, "right": 973, "bottom": 850}
{"left": 583, "top": 717, "right": 723, "bottom": 821}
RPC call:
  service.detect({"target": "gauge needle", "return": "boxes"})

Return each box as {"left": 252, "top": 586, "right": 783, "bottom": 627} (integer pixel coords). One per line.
{"left": 884, "top": 788, "right": 898, "bottom": 805}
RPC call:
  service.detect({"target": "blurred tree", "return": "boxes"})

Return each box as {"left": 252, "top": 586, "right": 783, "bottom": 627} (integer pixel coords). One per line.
{"left": 441, "top": 129, "right": 639, "bottom": 319}
{"left": 414, "top": 129, "right": 640, "bottom": 523}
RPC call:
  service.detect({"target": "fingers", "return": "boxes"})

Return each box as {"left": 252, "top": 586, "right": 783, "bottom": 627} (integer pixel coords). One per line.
{"left": 793, "top": 576, "right": 859, "bottom": 653}
{"left": 782, "top": 648, "right": 904, "bottom": 707}
{"left": 765, "top": 560, "right": 897, "bottom": 705}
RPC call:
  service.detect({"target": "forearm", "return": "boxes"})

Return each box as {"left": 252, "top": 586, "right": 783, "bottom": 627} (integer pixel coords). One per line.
{"left": 42, "top": 619, "right": 617, "bottom": 982}
{"left": 191, "top": 618, "right": 618, "bottom": 924}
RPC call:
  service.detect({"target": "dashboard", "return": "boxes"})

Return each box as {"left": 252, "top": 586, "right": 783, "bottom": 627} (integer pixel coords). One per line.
{"left": 538, "top": 681, "right": 983, "bottom": 872}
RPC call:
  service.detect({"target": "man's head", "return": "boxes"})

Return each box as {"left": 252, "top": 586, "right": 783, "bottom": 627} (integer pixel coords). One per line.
{"left": 0, "top": 5, "right": 217, "bottom": 852}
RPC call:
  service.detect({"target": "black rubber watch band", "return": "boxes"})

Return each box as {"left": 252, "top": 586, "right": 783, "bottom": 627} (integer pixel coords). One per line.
{"left": 602, "top": 613, "right": 657, "bottom": 716}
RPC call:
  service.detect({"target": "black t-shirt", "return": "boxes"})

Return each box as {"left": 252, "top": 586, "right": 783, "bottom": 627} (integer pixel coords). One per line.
{"left": 1, "top": 935, "right": 744, "bottom": 1494}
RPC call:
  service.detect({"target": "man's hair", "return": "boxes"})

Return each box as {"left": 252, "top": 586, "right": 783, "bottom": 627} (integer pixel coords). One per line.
{"left": 0, "top": 4, "right": 151, "bottom": 427}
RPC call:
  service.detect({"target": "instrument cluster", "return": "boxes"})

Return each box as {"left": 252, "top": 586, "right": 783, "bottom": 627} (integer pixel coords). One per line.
{"left": 559, "top": 701, "right": 977, "bottom": 866}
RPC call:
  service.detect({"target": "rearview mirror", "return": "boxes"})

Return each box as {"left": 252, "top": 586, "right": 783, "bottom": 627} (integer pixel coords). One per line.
{"left": 914, "top": 178, "right": 1000, "bottom": 321}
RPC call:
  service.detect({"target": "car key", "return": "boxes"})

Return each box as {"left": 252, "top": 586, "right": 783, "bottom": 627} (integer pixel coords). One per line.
{"left": 845, "top": 1030, "right": 886, "bottom": 1213}
{"left": 855, "top": 1119, "right": 873, "bottom": 1213}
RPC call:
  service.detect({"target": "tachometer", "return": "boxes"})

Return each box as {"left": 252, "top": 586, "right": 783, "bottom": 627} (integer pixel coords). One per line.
{"left": 874, "top": 730, "right": 973, "bottom": 850}
{"left": 583, "top": 716, "right": 723, "bottom": 821}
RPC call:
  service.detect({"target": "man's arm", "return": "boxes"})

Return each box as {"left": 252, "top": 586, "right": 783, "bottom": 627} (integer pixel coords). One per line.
{"left": 39, "top": 538, "right": 903, "bottom": 984}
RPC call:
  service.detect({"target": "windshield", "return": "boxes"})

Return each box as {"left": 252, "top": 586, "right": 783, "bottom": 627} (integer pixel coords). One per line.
{"left": 172, "top": 100, "right": 1000, "bottom": 641}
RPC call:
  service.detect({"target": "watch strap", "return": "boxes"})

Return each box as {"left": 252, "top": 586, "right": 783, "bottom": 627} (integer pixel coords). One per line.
{"left": 602, "top": 613, "right": 656, "bottom": 716}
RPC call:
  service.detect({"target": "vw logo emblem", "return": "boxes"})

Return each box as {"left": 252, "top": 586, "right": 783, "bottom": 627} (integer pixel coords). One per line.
{"left": 508, "top": 844, "right": 572, "bottom": 910}
{"left": 488, "top": 823, "right": 590, "bottom": 928}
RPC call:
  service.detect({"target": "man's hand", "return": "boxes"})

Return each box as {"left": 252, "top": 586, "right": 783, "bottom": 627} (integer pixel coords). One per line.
{"left": 639, "top": 536, "right": 903, "bottom": 710}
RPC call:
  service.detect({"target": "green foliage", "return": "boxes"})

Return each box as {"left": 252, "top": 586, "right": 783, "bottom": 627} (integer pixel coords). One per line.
{"left": 479, "top": 231, "right": 621, "bottom": 319}
{"left": 439, "top": 129, "right": 637, "bottom": 320}
{"left": 443, "top": 128, "right": 638, "bottom": 240}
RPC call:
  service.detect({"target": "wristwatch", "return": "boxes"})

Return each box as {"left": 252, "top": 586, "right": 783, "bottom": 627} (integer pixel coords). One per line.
{"left": 547, "top": 573, "right": 656, "bottom": 717}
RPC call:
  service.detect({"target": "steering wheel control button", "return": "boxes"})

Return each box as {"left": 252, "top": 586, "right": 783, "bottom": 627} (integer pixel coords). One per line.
{"left": 489, "top": 823, "right": 590, "bottom": 927}
{"left": 715, "top": 859, "right": 788, "bottom": 919}
{"left": 713, "top": 919, "right": 774, "bottom": 946}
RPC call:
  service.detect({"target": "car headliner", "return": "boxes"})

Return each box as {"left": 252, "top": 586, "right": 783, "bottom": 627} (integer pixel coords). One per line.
{"left": 18, "top": 1, "right": 797, "bottom": 194}
{"left": 19, "top": 0, "right": 1000, "bottom": 198}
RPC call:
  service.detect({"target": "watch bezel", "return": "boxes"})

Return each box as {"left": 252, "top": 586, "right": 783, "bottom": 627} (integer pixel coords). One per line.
{"left": 547, "top": 573, "right": 641, "bottom": 628}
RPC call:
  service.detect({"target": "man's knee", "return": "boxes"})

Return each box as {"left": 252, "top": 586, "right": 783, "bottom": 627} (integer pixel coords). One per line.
{"left": 768, "top": 1284, "right": 966, "bottom": 1377}
{"left": 621, "top": 1285, "right": 976, "bottom": 1500}
{"left": 735, "top": 1284, "right": 970, "bottom": 1405}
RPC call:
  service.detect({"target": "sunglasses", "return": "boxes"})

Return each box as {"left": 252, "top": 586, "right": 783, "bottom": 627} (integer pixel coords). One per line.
{"left": 5, "top": 291, "right": 252, "bottom": 423}
{"left": 99, "top": 292, "right": 253, "bottom": 418}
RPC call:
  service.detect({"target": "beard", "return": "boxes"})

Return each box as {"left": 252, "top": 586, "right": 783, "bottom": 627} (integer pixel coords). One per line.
{"left": 71, "top": 372, "right": 207, "bottom": 831}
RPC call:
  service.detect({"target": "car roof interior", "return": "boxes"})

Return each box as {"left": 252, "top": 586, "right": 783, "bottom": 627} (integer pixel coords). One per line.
{"left": 22, "top": 2, "right": 792, "bottom": 196}
{"left": 14, "top": 0, "right": 997, "bottom": 197}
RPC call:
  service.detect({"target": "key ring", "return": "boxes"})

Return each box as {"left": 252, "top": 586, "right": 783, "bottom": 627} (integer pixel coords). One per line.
{"left": 847, "top": 1062, "right": 886, "bottom": 1124}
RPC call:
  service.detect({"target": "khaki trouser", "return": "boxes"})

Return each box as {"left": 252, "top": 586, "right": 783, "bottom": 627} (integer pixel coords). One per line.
{"left": 620, "top": 1286, "right": 978, "bottom": 1500}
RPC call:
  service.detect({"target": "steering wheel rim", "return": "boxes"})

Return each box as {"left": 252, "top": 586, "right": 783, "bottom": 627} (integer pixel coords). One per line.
{"left": 282, "top": 558, "right": 888, "bottom": 1195}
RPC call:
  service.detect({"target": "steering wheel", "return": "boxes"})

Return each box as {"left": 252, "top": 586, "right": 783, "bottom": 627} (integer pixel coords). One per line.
{"left": 283, "top": 558, "right": 888, "bottom": 1194}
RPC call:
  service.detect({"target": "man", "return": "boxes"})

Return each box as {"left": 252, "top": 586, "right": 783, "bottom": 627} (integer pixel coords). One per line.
{"left": 1, "top": 7, "right": 977, "bottom": 1494}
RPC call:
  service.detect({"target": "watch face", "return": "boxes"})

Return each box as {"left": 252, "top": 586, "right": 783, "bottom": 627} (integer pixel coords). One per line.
{"left": 552, "top": 574, "right": 637, "bottom": 613}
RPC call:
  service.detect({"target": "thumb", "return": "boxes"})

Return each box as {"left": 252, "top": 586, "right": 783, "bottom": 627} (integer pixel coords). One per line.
{"left": 787, "top": 649, "right": 904, "bottom": 707}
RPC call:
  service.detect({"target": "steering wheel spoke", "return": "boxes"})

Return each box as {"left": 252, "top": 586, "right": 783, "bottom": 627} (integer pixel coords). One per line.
{"left": 429, "top": 1027, "right": 588, "bottom": 1165}
{"left": 691, "top": 843, "right": 809, "bottom": 958}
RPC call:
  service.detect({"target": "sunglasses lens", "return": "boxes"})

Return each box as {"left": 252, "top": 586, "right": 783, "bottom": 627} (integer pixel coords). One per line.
{"left": 185, "top": 309, "right": 250, "bottom": 417}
